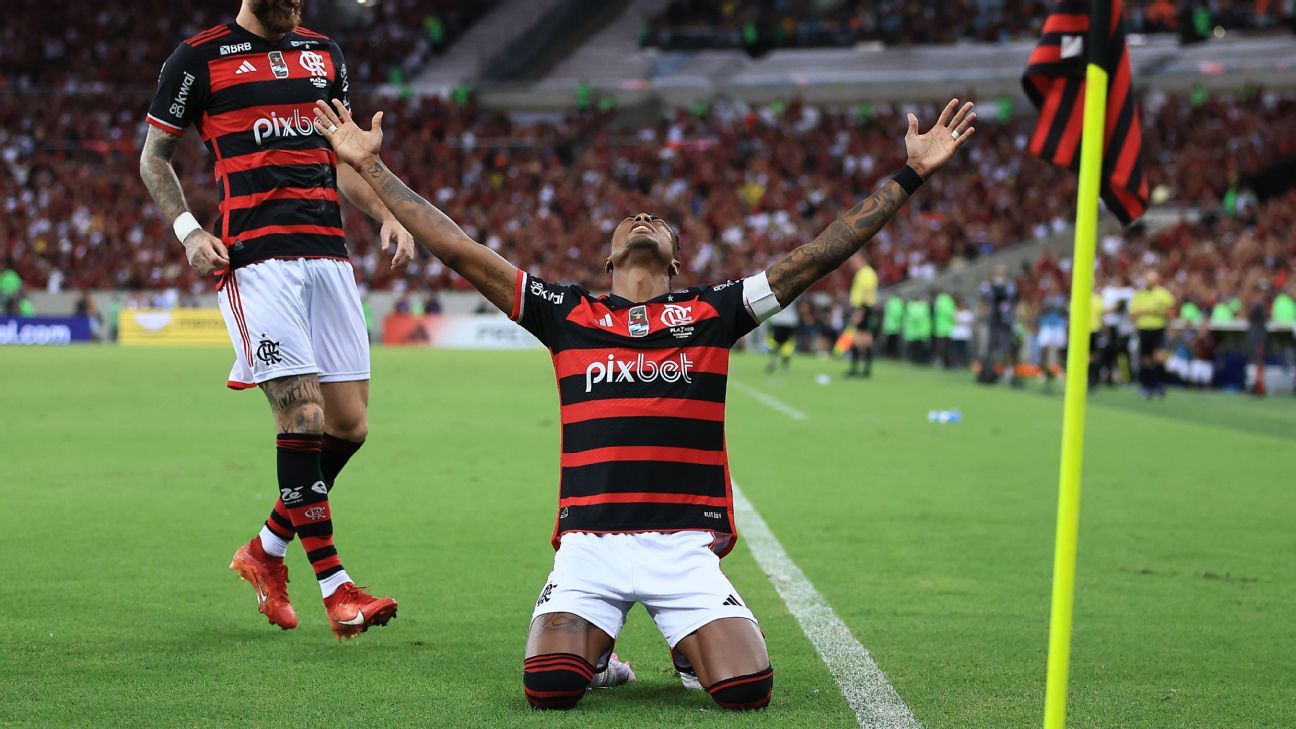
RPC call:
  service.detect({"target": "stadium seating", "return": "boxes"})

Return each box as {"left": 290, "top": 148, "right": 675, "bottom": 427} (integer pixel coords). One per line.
{"left": 641, "top": 0, "right": 1290, "bottom": 51}
{"left": 0, "top": 0, "right": 491, "bottom": 89}
{"left": 1, "top": 88, "right": 1291, "bottom": 296}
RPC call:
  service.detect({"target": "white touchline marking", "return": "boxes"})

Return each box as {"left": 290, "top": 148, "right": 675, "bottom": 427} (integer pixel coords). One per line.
{"left": 731, "top": 380, "right": 808, "bottom": 421}
{"left": 733, "top": 482, "right": 921, "bottom": 729}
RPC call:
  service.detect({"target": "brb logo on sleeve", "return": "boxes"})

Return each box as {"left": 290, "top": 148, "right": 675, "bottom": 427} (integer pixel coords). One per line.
{"left": 584, "top": 352, "right": 694, "bottom": 392}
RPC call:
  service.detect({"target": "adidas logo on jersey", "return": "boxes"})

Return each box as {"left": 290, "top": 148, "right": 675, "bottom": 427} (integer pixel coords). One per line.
{"left": 597, "top": 313, "right": 614, "bottom": 328}
{"left": 234, "top": 60, "right": 257, "bottom": 75}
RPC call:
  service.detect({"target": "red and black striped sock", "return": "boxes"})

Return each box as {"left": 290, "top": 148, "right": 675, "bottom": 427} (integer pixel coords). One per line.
{"left": 258, "top": 434, "right": 363, "bottom": 557}
{"left": 275, "top": 433, "right": 348, "bottom": 594}
{"left": 523, "top": 653, "right": 594, "bottom": 710}
{"left": 706, "top": 666, "right": 774, "bottom": 711}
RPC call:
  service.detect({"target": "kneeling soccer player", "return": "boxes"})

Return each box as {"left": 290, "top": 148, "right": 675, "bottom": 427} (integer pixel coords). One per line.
{"left": 310, "top": 95, "right": 976, "bottom": 710}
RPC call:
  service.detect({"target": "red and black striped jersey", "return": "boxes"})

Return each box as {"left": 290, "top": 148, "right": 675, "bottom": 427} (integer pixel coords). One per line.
{"left": 510, "top": 270, "right": 783, "bottom": 557}
{"left": 146, "top": 23, "right": 350, "bottom": 269}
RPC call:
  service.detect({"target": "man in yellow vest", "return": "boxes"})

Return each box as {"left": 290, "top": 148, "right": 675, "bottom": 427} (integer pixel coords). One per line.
{"left": 846, "top": 254, "right": 878, "bottom": 378}
{"left": 1130, "top": 269, "right": 1176, "bottom": 398}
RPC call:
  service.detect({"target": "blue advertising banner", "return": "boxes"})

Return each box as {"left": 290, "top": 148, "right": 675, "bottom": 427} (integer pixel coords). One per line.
{"left": 0, "top": 316, "right": 94, "bottom": 345}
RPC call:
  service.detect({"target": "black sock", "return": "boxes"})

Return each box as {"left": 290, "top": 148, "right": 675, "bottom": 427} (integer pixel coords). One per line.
{"left": 863, "top": 345, "right": 873, "bottom": 374}
{"left": 276, "top": 434, "right": 344, "bottom": 581}
{"left": 321, "top": 434, "right": 364, "bottom": 489}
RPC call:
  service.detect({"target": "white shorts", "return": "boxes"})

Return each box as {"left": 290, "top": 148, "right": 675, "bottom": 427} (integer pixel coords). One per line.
{"left": 531, "top": 531, "right": 757, "bottom": 649}
{"left": 217, "top": 258, "right": 370, "bottom": 389}
{"left": 1037, "top": 324, "right": 1067, "bottom": 349}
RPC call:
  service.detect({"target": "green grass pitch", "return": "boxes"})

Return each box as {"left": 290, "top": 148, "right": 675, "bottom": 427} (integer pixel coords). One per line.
{"left": 2, "top": 346, "right": 1293, "bottom": 727}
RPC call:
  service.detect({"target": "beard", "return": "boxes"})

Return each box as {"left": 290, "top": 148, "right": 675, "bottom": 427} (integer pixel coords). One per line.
{"left": 250, "top": 0, "right": 303, "bottom": 34}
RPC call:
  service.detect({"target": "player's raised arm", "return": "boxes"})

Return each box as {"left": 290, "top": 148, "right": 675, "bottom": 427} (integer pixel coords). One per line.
{"left": 765, "top": 99, "right": 976, "bottom": 307}
{"left": 312, "top": 99, "right": 519, "bottom": 314}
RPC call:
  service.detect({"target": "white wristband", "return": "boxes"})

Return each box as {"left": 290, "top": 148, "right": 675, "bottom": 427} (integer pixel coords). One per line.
{"left": 173, "top": 212, "right": 202, "bottom": 243}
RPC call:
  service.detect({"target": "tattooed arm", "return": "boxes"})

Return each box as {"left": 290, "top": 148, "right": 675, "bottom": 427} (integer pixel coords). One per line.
{"left": 337, "top": 163, "right": 417, "bottom": 271}
{"left": 766, "top": 98, "right": 978, "bottom": 307}
{"left": 311, "top": 99, "right": 518, "bottom": 313}
{"left": 139, "top": 126, "right": 229, "bottom": 275}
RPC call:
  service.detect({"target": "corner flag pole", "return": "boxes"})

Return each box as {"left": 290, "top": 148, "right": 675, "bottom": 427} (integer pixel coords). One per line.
{"left": 1043, "top": 1, "right": 1109, "bottom": 727}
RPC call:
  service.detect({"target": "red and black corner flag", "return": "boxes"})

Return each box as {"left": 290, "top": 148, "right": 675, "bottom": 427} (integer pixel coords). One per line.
{"left": 1023, "top": 0, "right": 1147, "bottom": 224}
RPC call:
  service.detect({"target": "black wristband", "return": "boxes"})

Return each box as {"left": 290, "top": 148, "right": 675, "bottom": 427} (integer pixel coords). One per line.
{"left": 892, "top": 165, "right": 924, "bottom": 195}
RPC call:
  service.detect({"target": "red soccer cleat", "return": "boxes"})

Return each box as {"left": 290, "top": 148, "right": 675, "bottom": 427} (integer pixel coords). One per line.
{"left": 229, "top": 539, "right": 298, "bottom": 630}
{"left": 323, "top": 583, "right": 397, "bottom": 640}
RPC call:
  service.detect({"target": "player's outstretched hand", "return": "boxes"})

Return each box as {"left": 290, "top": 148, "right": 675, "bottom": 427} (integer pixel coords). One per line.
{"left": 381, "top": 216, "right": 416, "bottom": 270}
{"left": 904, "top": 98, "right": 976, "bottom": 180}
{"left": 183, "top": 229, "right": 229, "bottom": 276}
{"left": 313, "top": 98, "right": 383, "bottom": 169}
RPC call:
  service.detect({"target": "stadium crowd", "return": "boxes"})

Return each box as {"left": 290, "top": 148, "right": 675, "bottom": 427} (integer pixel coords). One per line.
{"left": 3, "top": 86, "right": 1292, "bottom": 302}
{"left": 0, "top": 0, "right": 489, "bottom": 91}
{"left": 642, "top": 0, "right": 1292, "bottom": 51}
{"left": 826, "top": 187, "right": 1296, "bottom": 393}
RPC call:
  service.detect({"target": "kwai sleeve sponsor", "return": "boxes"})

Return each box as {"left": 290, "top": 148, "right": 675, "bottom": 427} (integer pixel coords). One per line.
{"left": 329, "top": 42, "right": 350, "bottom": 111}
{"left": 511, "top": 271, "right": 577, "bottom": 348}
{"left": 146, "top": 44, "right": 209, "bottom": 135}
{"left": 700, "top": 273, "right": 783, "bottom": 346}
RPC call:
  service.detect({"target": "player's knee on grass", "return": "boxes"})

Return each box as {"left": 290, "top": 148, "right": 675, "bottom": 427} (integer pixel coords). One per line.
{"left": 706, "top": 666, "right": 773, "bottom": 711}
{"left": 523, "top": 653, "right": 594, "bottom": 710}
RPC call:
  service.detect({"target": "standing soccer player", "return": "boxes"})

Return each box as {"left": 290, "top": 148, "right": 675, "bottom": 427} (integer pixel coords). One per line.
{"left": 139, "top": 0, "right": 411, "bottom": 639}
{"left": 311, "top": 95, "right": 975, "bottom": 708}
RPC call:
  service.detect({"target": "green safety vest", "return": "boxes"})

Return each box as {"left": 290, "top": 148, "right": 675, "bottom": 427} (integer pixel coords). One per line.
{"left": 1271, "top": 294, "right": 1296, "bottom": 325}
{"left": 904, "top": 301, "right": 932, "bottom": 340}
{"left": 0, "top": 268, "right": 20, "bottom": 297}
{"left": 933, "top": 293, "right": 956, "bottom": 338}
{"left": 883, "top": 298, "right": 904, "bottom": 334}
{"left": 1179, "top": 301, "right": 1203, "bottom": 324}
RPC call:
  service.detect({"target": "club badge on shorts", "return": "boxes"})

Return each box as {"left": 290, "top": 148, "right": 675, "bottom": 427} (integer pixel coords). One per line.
{"left": 267, "top": 51, "right": 290, "bottom": 79}
{"left": 628, "top": 305, "right": 650, "bottom": 337}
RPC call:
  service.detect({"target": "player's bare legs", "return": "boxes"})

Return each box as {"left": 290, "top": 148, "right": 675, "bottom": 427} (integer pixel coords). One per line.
{"left": 674, "top": 618, "right": 773, "bottom": 710}
{"left": 321, "top": 380, "right": 369, "bottom": 442}
{"left": 523, "top": 613, "right": 614, "bottom": 709}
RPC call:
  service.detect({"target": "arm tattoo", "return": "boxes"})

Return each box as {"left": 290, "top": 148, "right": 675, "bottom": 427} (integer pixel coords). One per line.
{"left": 138, "top": 126, "right": 190, "bottom": 225}
{"left": 766, "top": 180, "right": 910, "bottom": 306}
{"left": 260, "top": 375, "right": 325, "bottom": 433}
{"left": 336, "top": 162, "right": 390, "bottom": 222}
{"left": 362, "top": 159, "right": 518, "bottom": 312}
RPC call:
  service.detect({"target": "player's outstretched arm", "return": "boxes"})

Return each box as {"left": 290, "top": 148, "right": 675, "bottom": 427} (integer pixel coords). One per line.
{"left": 139, "top": 126, "right": 229, "bottom": 275}
{"left": 765, "top": 99, "right": 976, "bottom": 307}
{"left": 312, "top": 99, "right": 519, "bottom": 314}
{"left": 336, "top": 164, "right": 417, "bottom": 271}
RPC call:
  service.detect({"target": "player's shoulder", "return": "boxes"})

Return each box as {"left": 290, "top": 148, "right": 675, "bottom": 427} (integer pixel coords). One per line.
{"left": 181, "top": 23, "right": 234, "bottom": 50}
{"left": 293, "top": 25, "right": 333, "bottom": 41}
{"left": 291, "top": 26, "right": 343, "bottom": 52}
